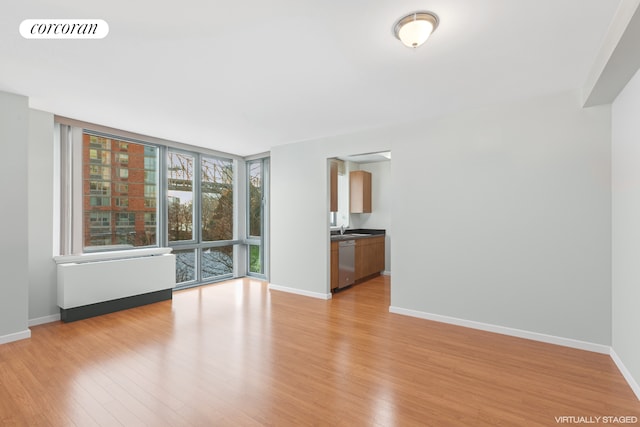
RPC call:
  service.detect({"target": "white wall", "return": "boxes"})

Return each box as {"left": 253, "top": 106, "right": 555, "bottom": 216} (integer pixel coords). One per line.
{"left": 28, "top": 109, "right": 58, "bottom": 323}
{"left": 612, "top": 67, "right": 640, "bottom": 395}
{"left": 0, "top": 91, "right": 30, "bottom": 342}
{"left": 350, "top": 161, "right": 392, "bottom": 273}
{"left": 271, "top": 90, "right": 612, "bottom": 345}
{"left": 392, "top": 91, "right": 611, "bottom": 345}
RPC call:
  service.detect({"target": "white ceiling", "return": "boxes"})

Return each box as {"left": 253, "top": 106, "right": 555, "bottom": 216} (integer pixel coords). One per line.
{"left": 1, "top": 1, "right": 622, "bottom": 156}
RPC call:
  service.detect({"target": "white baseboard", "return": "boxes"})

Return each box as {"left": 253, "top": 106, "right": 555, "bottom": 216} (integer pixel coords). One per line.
{"left": 29, "top": 313, "right": 61, "bottom": 327}
{"left": 610, "top": 348, "right": 640, "bottom": 401}
{"left": 381, "top": 270, "right": 391, "bottom": 276}
{"left": 268, "top": 283, "right": 332, "bottom": 300}
{"left": 388, "top": 306, "right": 611, "bottom": 354}
{"left": 0, "top": 329, "right": 31, "bottom": 345}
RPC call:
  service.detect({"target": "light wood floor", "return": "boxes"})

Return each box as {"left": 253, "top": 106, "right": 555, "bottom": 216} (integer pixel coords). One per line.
{"left": 1, "top": 276, "right": 638, "bottom": 426}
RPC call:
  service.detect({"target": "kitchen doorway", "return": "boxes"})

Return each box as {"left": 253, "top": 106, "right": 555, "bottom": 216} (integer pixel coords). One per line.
{"left": 328, "top": 151, "right": 391, "bottom": 295}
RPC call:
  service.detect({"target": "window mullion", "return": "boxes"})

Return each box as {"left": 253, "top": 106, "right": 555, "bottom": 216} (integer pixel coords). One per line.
{"left": 158, "top": 145, "right": 167, "bottom": 248}
{"left": 71, "top": 127, "right": 84, "bottom": 254}
{"left": 194, "top": 153, "right": 202, "bottom": 282}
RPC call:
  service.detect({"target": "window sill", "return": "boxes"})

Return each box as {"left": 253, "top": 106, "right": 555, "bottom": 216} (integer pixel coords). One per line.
{"left": 54, "top": 247, "right": 172, "bottom": 264}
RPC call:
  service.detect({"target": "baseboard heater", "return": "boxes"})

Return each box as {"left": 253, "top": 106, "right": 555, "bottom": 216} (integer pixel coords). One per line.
{"left": 55, "top": 248, "right": 176, "bottom": 322}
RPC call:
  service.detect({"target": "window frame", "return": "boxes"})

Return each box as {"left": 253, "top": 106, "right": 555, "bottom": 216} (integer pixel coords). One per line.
{"left": 246, "top": 157, "right": 269, "bottom": 279}
{"left": 329, "top": 159, "right": 349, "bottom": 230}
{"left": 59, "top": 127, "right": 163, "bottom": 254}
{"left": 167, "top": 148, "right": 240, "bottom": 289}
{"left": 167, "top": 149, "right": 197, "bottom": 245}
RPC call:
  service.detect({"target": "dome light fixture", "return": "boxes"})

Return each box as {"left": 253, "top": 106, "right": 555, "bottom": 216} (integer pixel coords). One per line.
{"left": 393, "top": 11, "right": 439, "bottom": 48}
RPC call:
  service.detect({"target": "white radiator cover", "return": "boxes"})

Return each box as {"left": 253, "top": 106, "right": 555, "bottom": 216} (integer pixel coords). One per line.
{"left": 57, "top": 253, "right": 176, "bottom": 309}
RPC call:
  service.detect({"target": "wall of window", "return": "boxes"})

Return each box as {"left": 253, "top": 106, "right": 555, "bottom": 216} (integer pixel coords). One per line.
{"left": 57, "top": 121, "right": 269, "bottom": 288}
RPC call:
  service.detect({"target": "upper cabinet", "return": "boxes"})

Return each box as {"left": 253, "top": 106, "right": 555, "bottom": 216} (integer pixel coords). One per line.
{"left": 350, "top": 170, "right": 372, "bottom": 213}
{"left": 330, "top": 160, "right": 338, "bottom": 213}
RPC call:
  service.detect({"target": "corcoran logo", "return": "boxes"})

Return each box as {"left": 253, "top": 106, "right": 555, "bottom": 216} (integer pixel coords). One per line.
{"left": 19, "top": 19, "right": 109, "bottom": 39}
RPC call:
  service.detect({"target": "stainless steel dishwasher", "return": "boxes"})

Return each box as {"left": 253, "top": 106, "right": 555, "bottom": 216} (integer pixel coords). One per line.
{"left": 338, "top": 239, "right": 356, "bottom": 289}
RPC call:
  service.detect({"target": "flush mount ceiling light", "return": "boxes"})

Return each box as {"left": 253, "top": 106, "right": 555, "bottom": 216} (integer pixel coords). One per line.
{"left": 393, "top": 11, "right": 439, "bottom": 48}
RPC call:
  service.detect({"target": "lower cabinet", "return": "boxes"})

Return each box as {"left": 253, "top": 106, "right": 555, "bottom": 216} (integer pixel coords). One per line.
{"left": 331, "top": 236, "right": 384, "bottom": 291}
{"left": 355, "top": 236, "right": 385, "bottom": 280}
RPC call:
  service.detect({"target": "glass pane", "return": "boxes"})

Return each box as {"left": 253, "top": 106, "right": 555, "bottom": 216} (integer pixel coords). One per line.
{"left": 201, "top": 157, "right": 233, "bottom": 241}
{"left": 201, "top": 246, "right": 234, "bottom": 279}
{"left": 248, "top": 161, "right": 262, "bottom": 237}
{"left": 175, "top": 249, "right": 196, "bottom": 284}
{"left": 82, "top": 134, "right": 158, "bottom": 250}
{"left": 168, "top": 152, "right": 194, "bottom": 241}
{"left": 249, "top": 244, "right": 261, "bottom": 274}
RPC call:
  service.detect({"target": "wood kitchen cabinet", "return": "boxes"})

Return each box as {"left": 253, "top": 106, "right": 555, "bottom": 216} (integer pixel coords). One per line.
{"left": 350, "top": 170, "right": 371, "bottom": 213}
{"left": 330, "top": 161, "right": 338, "bottom": 213}
{"left": 331, "top": 241, "right": 339, "bottom": 290}
{"left": 355, "top": 236, "right": 385, "bottom": 281}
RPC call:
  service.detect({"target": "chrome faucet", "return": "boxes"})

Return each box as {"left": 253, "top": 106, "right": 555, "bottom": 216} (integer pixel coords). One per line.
{"left": 340, "top": 225, "right": 345, "bottom": 235}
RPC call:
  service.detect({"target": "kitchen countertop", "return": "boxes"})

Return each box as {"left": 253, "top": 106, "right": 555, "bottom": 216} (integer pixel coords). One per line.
{"left": 330, "top": 228, "right": 385, "bottom": 241}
